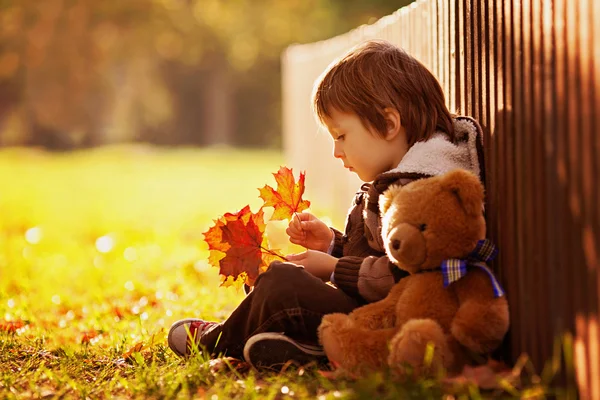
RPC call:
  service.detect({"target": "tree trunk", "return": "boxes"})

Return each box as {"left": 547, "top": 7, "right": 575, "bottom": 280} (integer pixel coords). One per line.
{"left": 203, "top": 63, "right": 235, "bottom": 146}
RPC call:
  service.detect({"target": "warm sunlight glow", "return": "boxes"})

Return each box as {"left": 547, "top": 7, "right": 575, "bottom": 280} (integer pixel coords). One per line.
{"left": 124, "top": 247, "right": 138, "bottom": 262}
{"left": 24, "top": 227, "right": 42, "bottom": 244}
{"left": 95, "top": 235, "right": 114, "bottom": 253}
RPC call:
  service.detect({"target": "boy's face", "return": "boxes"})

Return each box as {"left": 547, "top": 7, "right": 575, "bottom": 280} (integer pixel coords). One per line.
{"left": 323, "top": 109, "right": 407, "bottom": 182}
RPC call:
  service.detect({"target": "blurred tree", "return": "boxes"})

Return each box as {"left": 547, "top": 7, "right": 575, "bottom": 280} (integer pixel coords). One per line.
{"left": 0, "top": 0, "right": 154, "bottom": 148}
{"left": 0, "top": 0, "right": 413, "bottom": 149}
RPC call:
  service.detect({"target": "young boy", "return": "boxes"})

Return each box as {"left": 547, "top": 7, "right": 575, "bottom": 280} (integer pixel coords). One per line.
{"left": 168, "top": 40, "right": 486, "bottom": 368}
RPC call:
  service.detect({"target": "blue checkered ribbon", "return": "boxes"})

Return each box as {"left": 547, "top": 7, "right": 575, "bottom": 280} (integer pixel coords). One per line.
{"left": 441, "top": 239, "right": 505, "bottom": 297}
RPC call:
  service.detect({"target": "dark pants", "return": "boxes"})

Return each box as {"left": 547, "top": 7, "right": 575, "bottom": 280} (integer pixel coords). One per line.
{"left": 200, "top": 262, "right": 363, "bottom": 359}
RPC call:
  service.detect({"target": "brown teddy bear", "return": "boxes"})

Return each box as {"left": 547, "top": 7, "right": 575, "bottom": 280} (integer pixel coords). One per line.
{"left": 318, "top": 169, "right": 509, "bottom": 376}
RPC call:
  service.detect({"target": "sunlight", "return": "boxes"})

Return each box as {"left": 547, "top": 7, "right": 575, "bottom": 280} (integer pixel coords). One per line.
{"left": 24, "top": 227, "right": 42, "bottom": 244}
{"left": 124, "top": 247, "right": 138, "bottom": 262}
{"left": 95, "top": 235, "right": 115, "bottom": 253}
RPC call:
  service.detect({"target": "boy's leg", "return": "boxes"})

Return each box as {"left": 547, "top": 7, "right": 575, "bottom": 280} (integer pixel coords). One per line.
{"left": 200, "top": 261, "right": 362, "bottom": 359}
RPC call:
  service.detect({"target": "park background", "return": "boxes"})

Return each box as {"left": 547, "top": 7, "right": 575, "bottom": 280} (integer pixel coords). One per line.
{"left": 0, "top": 0, "right": 410, "bottom": 149}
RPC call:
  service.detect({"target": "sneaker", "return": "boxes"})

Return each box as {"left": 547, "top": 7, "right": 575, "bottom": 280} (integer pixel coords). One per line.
{"left": 243, "top": 332, "right": 327, "bottom": 369}
{"left": 168, "top": 318, "right": 219, "bottom": 357}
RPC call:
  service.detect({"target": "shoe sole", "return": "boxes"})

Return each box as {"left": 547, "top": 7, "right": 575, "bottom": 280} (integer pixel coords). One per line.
{"left": 243, "top": 332, "right": 326, "bottom": 369}
{"left": 168, "top": 319, "right": 198, "bottom": 358}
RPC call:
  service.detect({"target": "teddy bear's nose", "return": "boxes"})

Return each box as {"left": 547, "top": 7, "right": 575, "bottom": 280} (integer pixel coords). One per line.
{"left": 391, "top": 239, "right": 401, "bottom": 251}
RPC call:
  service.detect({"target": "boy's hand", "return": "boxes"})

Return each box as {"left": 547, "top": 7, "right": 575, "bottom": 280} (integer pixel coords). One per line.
{"left": 286, "top": 212, "right": 334, "bottom": 252}
{"left": 287, "top": 250, "right": 338, "bottom": 281}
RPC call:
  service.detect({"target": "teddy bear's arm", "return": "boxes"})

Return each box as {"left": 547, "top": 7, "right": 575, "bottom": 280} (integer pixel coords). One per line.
{"left": 348, "top": 280, "right": 407, "bottom": 330}
{"left": 451, "top": 270, "right": 510, "bottom": 354}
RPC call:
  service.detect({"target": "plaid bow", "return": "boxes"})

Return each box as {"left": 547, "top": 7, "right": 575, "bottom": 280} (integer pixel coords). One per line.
{"left": 441, "top": 239, "right": 505, "bottom": 297}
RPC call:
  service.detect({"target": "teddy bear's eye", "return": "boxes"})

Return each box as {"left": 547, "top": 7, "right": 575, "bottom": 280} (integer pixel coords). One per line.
{"left": 419, "top": 223, "right": 427, "bottom": 232}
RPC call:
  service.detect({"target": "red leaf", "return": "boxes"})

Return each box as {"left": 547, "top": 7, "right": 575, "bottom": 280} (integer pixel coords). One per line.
{"left": 443, "top": 359, "right": 519, "bottom": 391}
{"left": 208, "top": 357, "right": 252, "bottom": 375}
{"left": 122, "top": 341, "right": 145, "bottom": 359}
{"left": 0, "top": 320, "right": 27, "bottom": 333}
{"left": 203, "top": 206, "right": 285, "bottom": 286}
{"left": 259, "top": 166, "right": 310, "bottom": 221}
{"left": 113, "top": 306, "right": 125, "bottom": 320}
{"left": 81, "top": 330, "right": 102, "bottom": 344}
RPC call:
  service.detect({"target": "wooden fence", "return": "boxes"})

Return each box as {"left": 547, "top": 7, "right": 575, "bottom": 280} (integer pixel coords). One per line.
{"left": 282, "top": 0, "right": 599, "bottom": 396}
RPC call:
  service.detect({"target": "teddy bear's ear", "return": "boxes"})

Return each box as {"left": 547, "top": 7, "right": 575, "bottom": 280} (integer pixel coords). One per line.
{"left": 379, "top": 184, "right": 403, "bottom": 214}
{"left": 440, "top": 169, "right": 484, "bottom": 217}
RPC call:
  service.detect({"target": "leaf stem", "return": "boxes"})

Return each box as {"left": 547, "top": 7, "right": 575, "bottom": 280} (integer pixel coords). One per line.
{"left": 293, "top": 211, "right": 306, "bottom": 239}
{"left": 260, "top": 246, "right": 288, "bottom": 261}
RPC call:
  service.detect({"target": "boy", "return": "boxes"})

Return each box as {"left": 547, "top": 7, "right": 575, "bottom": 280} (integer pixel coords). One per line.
{"left": 168, "top": 40, "right": 486, "bottom": 369}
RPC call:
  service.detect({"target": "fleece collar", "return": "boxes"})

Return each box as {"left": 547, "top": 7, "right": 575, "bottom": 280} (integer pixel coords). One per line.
{"left": 376, "top": 116, "right": 484, "bottom": 187}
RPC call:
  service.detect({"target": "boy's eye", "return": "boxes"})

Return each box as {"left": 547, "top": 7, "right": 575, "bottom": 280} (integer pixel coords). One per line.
{"left": 419, "top": 224, "right": 427, "bottom": 232}
{"left": 336, "top": 134, "right": 345, "bottom": 141}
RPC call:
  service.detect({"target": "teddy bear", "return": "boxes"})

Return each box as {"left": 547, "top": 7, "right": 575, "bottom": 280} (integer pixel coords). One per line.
{"left": 318, "top": 169, "right": 509, "bottom": 376}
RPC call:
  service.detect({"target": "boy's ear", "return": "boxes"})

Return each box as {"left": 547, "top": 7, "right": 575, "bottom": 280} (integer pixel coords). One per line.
{"left": 383, "top": 107, "right": 401, "bottom": 140}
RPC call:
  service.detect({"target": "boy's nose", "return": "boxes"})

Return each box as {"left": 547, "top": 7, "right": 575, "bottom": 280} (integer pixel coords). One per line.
{"left": 333, "top": 143, "right": 344, "bottom": 159}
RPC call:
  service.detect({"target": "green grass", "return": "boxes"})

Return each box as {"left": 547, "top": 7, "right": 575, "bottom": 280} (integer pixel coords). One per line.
{"left": 0, "top": 146, "right": 572, "bottom": 399}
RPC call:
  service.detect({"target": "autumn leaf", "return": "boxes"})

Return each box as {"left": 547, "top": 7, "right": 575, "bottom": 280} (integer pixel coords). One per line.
{"left": 208, "top": 357, "right": 252, "bottom": 375}
{"left": 443, "top": 359, "right": 520, "bottom": 393}
{"left": 81, "top": 329, "right": 103, "bottom": 344}
{"left": 113, "top": 306, "right": 126, "bottom": 320}
{"left": 203, "top": 206, "right": 285, "bottom": 286}
{"left": 122, "top": 341, "right": 146, "bottom": 359}
{"left": 259, "top": 166, "right": 310, "bottom": 221}
{"left": 0, "top": 319, "right": 28, "bottom": 333}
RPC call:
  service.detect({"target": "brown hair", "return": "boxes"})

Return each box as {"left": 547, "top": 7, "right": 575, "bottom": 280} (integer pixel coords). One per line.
{"left": 313, "top": 40, "right": 454, "bottom": 146}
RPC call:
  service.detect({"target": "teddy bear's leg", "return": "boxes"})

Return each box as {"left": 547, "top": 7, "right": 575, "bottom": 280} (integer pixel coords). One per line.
{"left": 387, "top": 319, "right": 454, "bottom": 376}
{"left": 452, "top": 274, "right": 510, "bottom": 354}
{"left": 319, "top": 313, "right": 397, "bottom": 375}
{"left": 346, "top": 282, "right": 405, "bottom": 330}
{"left": 346, "top": 297, "right": 397, "bottom": 330}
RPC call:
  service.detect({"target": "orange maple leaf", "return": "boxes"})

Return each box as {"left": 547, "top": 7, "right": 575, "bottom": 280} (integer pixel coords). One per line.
{"left": 0, "top": 319, "right": 27, "bottom": 333}
{"left": 122, "top": 341, "right": 146, "bottom": 359}
{"left": 81, "top": 329, "right": 103, "bottom": 344}
{"left": 259, "top": 166, "right": 310, "bottom": 221}
{"left": 203, "top": 206, "right": 285, "bottom": 286}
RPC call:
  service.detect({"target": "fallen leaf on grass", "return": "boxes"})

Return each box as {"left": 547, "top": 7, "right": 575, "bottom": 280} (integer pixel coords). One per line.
{"left": 113, "top": 306, "right": 126, "bottom": 320}
{"left": 81, "top": 330, "right": 103, "bottom": 344}
{"left": 259, "top": 166, "right": 310, "bottom": 221}
{"left": 318, "top": 360, "right": 359, "bottom": 380}
{"left": 0, "top": 319, "right": 28, "bottom": 333}
{"left": 208, "top": 357, "right": 251, "bottom": 375}
{"left": 122, "top": 341, "right": 145, "bottom": 359}
{"left": 443, "top": 359, "right": 519, "bottom": 391}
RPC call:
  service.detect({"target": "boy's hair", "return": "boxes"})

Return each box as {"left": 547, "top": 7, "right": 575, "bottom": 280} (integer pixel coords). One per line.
{"left": 313, "top": 40, "right": 455, "bottom": 146}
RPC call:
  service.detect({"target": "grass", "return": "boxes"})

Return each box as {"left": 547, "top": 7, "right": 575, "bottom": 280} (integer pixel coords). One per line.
{"left": 0, "top": 146, "right": 573, "bottom": 399}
